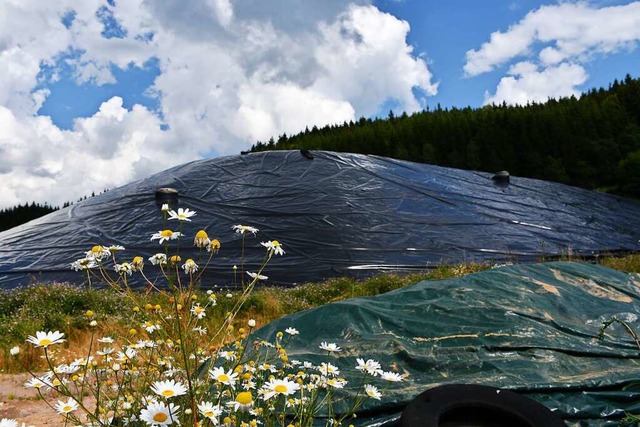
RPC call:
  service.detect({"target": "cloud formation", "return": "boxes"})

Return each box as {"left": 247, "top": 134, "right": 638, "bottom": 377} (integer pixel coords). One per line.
{"left": 465, "top": 1, "right": 640, "bottom": 105}
{"left": 0, "top": 0, "right": 435, "bottom": 208}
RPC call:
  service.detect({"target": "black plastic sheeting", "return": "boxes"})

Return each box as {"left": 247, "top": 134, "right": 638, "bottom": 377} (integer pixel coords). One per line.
{"left": 251, "top": 262, "right": 640, "bottom": 426}
{"left": 0, "top": 150, "right": 639, "bottom": 289}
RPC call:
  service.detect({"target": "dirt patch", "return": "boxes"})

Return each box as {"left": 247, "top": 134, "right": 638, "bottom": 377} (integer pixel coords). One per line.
{"left": 0, "top": 374, "right": 67, "bottom": 426}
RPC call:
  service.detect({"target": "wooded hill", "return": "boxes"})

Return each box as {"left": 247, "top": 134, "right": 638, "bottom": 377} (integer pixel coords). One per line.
{"left": 251, "top": 74, "right": 640, "bottom": 199}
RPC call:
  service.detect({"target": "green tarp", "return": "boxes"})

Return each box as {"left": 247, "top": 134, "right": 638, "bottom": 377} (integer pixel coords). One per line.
{"left": 253, "top": 262, "right": 640, "bottom": 426}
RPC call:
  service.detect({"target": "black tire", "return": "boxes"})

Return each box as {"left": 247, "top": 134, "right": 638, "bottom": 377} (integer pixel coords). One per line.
{"left": 399, "top": 384, "right": 566, "bottom": 427}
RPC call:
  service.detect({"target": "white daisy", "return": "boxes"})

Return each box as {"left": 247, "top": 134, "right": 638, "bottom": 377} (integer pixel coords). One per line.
{"left": 364, "top": 384, "right": 382, "bottom": 400}
{"left": 197, "top": 401, "right": 222, "bottom": 421}
{"left": 139, "top": 401, "right": 179, "bottom": 426}
{"left": 319, "top": 362, "right": 340, "bottom": 376}
{"left": 150, "top": 379, "right": 188, "bottom": 399}
{"left": 380, "top": 371, "right": 404, "bottom": 382}
{"left": 209, "top": 366, "right": 238, "bottom": 388}
{"left": 325, "top": 377, "right": 347, "bottom": 388}
{"left": 115, "top": 262, "right": 133, "bottom": 276}
{"left": 9, "top": 346, "right": 19, "bottom": 356}
{"left": 319, "top": 342, "right": 341, "bottom": 353}
{"left": 261, "top": 240, "right": 285, "bottom": 256}
{"left": 26, "top": 330, "right": 65, "bottom": 348}
{"left": 232, "top": 224, "right": 259, "bottom": 235}
{"left": 150, "top": 230, "right": 183, "bottom": 244}
{"left": 71, "top": 257, "right": 97, "bottom": 271}
{"left": 355, "top": 358, "right": 383, "bottom": 376}
{"left": 262, "top": 378, "right": 300, "bottom": 400}
{"left": 285, "top": 327, "right": 299, "bottom": 335}
{"left": 0, "top": 419, "right": 18, "bottom": 427}
{"left": 55, "top": 397, "right": 79, "bottom": 415}
{"left": 86, "top": 245, "right": 111, "bottom": 262}
{"left": 246, "top": 271, "right": 268, "bottom": 281}
{"left": 167, "top": 207, "right": 196, "bottom": 221}
{"left": 149, "top": 253, "right": 168, "bottom": 266}
{"left": 190, "top": 304, "right": 206, "bottom": 319}
{"left": 182, "top": 259, "right": 198, "bottom": 274}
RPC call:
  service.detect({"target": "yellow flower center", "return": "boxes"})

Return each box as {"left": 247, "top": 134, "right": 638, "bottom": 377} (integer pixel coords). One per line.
{"left": 62, "top": 405, "right": 72, "bottom": 412}
{"left": 39, "top": 339, "right": 52, "bottom": 346}
{"left": 237, "top": 391, "right": 252, "bottom": 404}
{"left": 272, "top": 240, "right": 280, "bottom": 247}
{"left": 160, "top": 230, "right": 173, "bottom": 237}
{"left": 204, "top": 410, "right": 214, "bottom": 417}
{"left": 195, "top": 307, "right": 204, "bottom": 314}
{"left": 274, "top": 384, "right": 288, "bottom": 393}
{"left": 170, "top": 255, "right": 181, "bottom": 263}
{"left": 210, "top": 239, "right": 221, "bottom": 248}
{"left": 153, "top": 413, "right": 168, "bottom": 422}
{"left": 91, "top": 245, "right": 104, "bottom": 253}
{"left": 195, "top": 230, "right": 208, "bottom": 239}
{"left": 218, "top": 374, "right": 229, "bottom": 382}
{"left": 162, "top": 390, "right": 175, "bottom": 397}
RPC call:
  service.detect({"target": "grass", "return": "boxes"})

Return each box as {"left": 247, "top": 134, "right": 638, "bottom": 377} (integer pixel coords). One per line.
{"left": 1, "top": 255, "right": 638, "bottom": 373}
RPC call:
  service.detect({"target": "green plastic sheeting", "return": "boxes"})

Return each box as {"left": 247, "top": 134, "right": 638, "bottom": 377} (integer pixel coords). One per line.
{"left": 252, "top": 262, "right": 640, "bottom": 426}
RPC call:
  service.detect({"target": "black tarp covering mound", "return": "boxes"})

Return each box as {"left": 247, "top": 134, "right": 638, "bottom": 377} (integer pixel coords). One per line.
{"left": 251, "top": 261, "right": 640, "bottom": 426}
{"left": 0, "top": 150, "right": 639, "bottom": 288}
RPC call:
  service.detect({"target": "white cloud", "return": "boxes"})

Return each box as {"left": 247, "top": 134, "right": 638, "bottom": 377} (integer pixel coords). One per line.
{"left": 0, "top": 0, "right": 436, "bottom": 209}
{"left": 465, "top": 1, "right": 640, "bottom": 105}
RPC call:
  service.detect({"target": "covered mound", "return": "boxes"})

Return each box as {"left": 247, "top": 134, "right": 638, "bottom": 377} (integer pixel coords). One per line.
{"left": 0, "top": 150, "right": 639, "bottom": 288}
{"left": 252, "top": 261, "right": 640, "bottom": 426}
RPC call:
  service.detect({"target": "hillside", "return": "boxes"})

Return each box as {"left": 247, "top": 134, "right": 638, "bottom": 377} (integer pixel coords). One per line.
{"left": 251, "top": 74, "right": 640, "bottom": 198}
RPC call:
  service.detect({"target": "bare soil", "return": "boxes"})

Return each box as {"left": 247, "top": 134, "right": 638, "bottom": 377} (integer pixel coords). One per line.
{"left": 0, "top": 374, "right": 67, "bottom": 426}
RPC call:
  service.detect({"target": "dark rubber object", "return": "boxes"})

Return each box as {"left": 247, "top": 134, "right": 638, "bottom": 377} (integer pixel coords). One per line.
{"left": 399, "top": 384, "right": 566, "bottom": 427}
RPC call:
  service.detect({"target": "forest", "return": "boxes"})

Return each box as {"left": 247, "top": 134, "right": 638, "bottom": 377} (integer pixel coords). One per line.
{"left": 251, "top": 74, "right": 640, "bottom": 199}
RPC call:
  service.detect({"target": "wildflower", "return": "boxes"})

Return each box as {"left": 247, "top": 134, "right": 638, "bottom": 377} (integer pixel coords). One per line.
{"left": 115, "top": 262, "right": 133, "bottom": 276}
{"left": 149, "top": 253, "right": 168, "bottom": 266}
{"left": 319, "top": 362, "right": 340, "bottom": 376}
{"left": 24, "top": 376, "right": 47, "bottom": 388}
{"left": 319, "top": 342, "right": 341, "bottom": 353}
{"left": 150, "top": 230, "right": 183, "bottom": 244}
{"left": 86, "top": 245, "right": 111, "bottom": 261}
{"left": 71, "top": 257, "right": 97, "bottom": 271}
{"left": 227, "top": 391, "right": 253, "bottom": 412}
{"left": 143, "top": 321, "right": 161, "bottom": 333}
{"left": 193, "top": 326, "right": 207, "bottom": 335}
{"left": 132, "top": 256, "right": 144, "bottom": 271}
{"left": 55, "top": 397, "right": 79, "bottom": 415}
{"left": 355, "top": 358, "right": 383, "bottom": 376}
{"left": 191, "top": 304, "right": 206, "bottom": 319}
{"left": 209, "top": 366, "right": 239, "bottom": 388}
{"left": 226, "top": 293, "right": 233, "bottom": 298}
{"left": 182, "top": 259, "right": 198, "bottom": 274}
{"left": 247, "top": 271, "right": 268, "bottom": 281}
{"left": 208, "top": 238, "right": 221, "bottom": 253}
{"left": 90, "top": 320, "right": 98, "bottom": 327}
{"left": 98, "top": 336, "right": 115, "bottom": 343}
{"left": 285, "top": 327, "right": 299, "bottom": 335}
{"left": 140, "top": 401, "right": 179, "bottom": 426}
{"left": 261, "top": 240, "right": 285, "bottom": 256}
{"left": 218, "top": 350, "right": 237, "bottom": 361}
{"left": 107, "top": 245, "right": 125, "bottom": 253}
{"left": 26, "top": 331, "right": 65, "bottom": 348}
{"left": 232, "top": 225, "right": 259, "bottom": 235}
{"left": 161, "top": 203, "right": 170, "bottom": 212}
{"left": 325, "top": 377, "right": 347, "bottom": 388}
{"left": 169, "top": 255, "right": 181, "bottom": 264}
{"left": 364, "top": 384, "right": 382, "bottom": 400}
{"left": 168, "top": 207, "right": 196, "bottom": 221}
{"left": 150, "top": 380, "right": 188, "bottom": 398}
{"left": 248, "top": 319, "right": 256, "bottom": 328}
{"left": 0, "top": 419, "right": 18, "bottom": 427}
{"left": 262, "top": 378, "right": 300, "bottom": 400}
{"left": 380, "top": 371, "right": 403, "bottom": 382}
{"left": 194, "top": 230, "right": 210, "bottom": 248}
{"left": 9, "top": 346, "right": 19, "bottom": 356}
{"left": 198, "top": 401, "right": 222, "bottom": 421}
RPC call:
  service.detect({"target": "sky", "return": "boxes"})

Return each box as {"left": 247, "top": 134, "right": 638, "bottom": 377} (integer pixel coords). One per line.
{"left": 0, "top": 0, "right": 639, "bottom": 209}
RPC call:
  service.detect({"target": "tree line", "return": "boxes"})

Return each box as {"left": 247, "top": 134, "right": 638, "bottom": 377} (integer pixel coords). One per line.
{"left": 251, "top": 74, "right": 640, "bottom": 199}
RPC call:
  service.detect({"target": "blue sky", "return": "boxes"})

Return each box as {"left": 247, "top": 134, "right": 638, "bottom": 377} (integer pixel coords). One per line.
{"left": 0, "top": 0, "right": 638, "bottom": 209}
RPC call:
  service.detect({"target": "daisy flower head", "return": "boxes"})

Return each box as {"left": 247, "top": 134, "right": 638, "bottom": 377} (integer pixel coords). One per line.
{"left": 209, "top": 366, "right": 238, "bottom": 388}
{"left": 26, "top": 330, "right": 65, "bottom": 348}
{"left": 261, "top": 240, "right": 285, "bottom": 256}
{"left": 150, "top": 230, "right": 183, "bottom": 244}
{"left": 150, "top": 379, "right": 188, "bottom": 399}
{"left": 168, "top": 207, "right": 196, "bottom": 221}
{"left": 107, "top": 245, "right": 125, "bottom": 254}
{"left": 55, "top": 397, "right": 79, "bottom": 415}
{"left": 132, "top": 256, "right": 144, "bottom": 271}
{"left": 227, "top": 391, "right": 254, "bottom": 412}
{"left": 380, "top": 371, "right": 404, "bottom": 382}
{"left": 319, "top": 342, "right": 341, "bottom": 353}
{"left": 86, "top": 245, "right": 111, "bottom": 262}
{"left": 140, "top": 401, "right": 179, "bottom": 426}
{"left": 194, "top": 230, "right": 210, "bottom": 248}
{"left": 355, "top": 358, "right": 383, "bottom": 376}
{"left": 285, "top": 327, "right": 299, "bottom": 336}
{"left": 9, "top": 346, "right": 19, "bottom": 356}
{"left": 262, "top": 378, "right": 300, "bottom": 400}
{"left": 149, "top": 253, "right": 167, "bottom": 266}
{"left": 190, "top": 304, "right": 206, "bottom": 319}
{"left": 207, "top": 238, "right": 221, "bottom": 253}
{"left": 232, "top": 224, "right": 259, "bottom": 235}
{"left": 0, "top": 419, "right": 18, "bottom": 427}
{"left": 319, "top": 362, "right": 340, "bottom": 376}
{"left": 115, "top": 262, "right": 133, "bottom": 276}
{"left": 197, "top": 401, "right": 222, "bottom": 421}
{"left": 247, "top": 271, "right": 268, "bottom": 281}
{"left": 182, "top": 259, "right": 198, "bottom": 274}
{"left": 325, "top": 377, "right": 347, "bottom": 388}
{"left": 25, "top": 376, "right": 48, "bottom": 388}
{"left": 364, "top": 384, "right": 382, "bottom": 400}
{"left": 71, "top": 257, "right": 97, "bottom": 271}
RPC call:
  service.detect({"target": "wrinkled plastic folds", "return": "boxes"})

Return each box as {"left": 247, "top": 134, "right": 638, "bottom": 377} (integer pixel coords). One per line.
{"left": 0, "top": 150, "right": 639, "bottom": 288}
{"left": 252, "top": 262, "right": 640, "bottom": 426}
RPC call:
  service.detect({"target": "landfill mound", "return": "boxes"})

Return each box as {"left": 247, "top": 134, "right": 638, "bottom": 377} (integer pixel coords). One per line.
{"left": 0, "top": 150, "right": 639, "bottom": 288}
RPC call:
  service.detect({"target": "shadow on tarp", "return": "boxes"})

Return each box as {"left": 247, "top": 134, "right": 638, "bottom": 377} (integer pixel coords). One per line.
{"left": 1, "top": 150, "right": 640, "bottom": 289}
{"left": 251, "top": 261, "right": 640, "bottom": 426}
